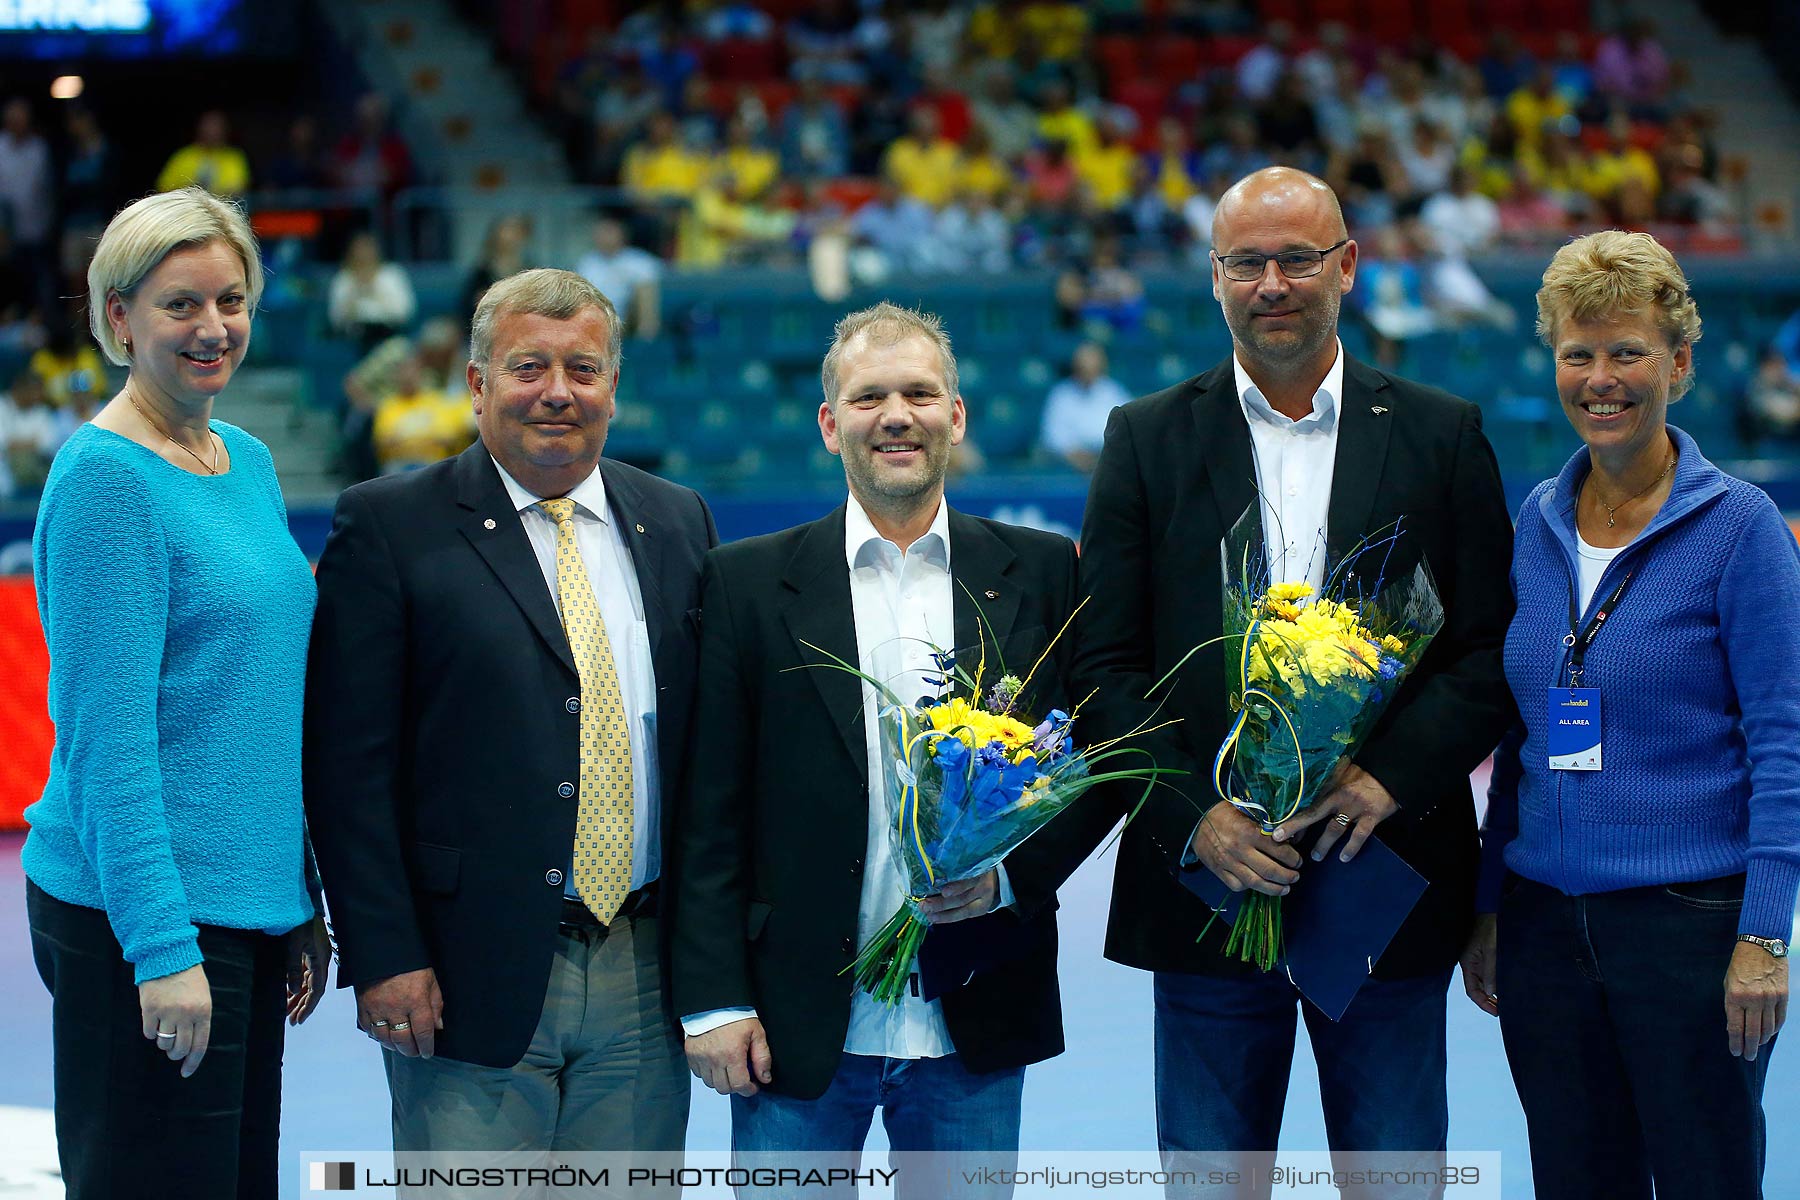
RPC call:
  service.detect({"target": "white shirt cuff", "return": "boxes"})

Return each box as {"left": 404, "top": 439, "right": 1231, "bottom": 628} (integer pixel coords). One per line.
{"left": 681, "top": 1007, "right": 759, "bottom": 1038}
{"left": 995, "top": 862, "right": 1016, "bottom": 909}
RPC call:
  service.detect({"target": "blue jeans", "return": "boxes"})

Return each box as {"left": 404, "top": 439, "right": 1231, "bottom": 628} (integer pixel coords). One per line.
{"left": 1153, "top": 967, "right": 1453, "bottom": 1199}
{"left": 731, "top": 1053, "right": 1024, "bottom": 1200}
{"left": 1497, "top": 872, "right": 1772, "bottom": 1200}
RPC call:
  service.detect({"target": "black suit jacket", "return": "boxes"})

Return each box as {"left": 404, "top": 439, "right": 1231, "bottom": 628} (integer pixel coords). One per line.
{"left": 1072, "top": 356, "right": 1516, "bottom": 978}
{"left": 303, "top": 445, "right": 717, "bottom": 1068}
{"left": 669, "top": 505, "right": 1082, "bottom": 1100}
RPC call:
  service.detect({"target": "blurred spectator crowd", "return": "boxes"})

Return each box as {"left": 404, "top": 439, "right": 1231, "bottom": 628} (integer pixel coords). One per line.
{"left": 0, "top": 2, "right": 1790, "bottom": 496}
{"left": 540, "top": 1, "right": 1737, "bottom": 283}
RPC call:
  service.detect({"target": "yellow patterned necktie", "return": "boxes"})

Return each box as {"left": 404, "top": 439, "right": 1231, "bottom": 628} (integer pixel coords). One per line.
{"left": 538, "top": 498, "right": 634, "bottom": 924}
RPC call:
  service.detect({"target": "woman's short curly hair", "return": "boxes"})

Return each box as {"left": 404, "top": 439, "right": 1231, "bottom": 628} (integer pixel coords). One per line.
{"left": 1536, "top": 229, "right": 1702, "bottom": 397}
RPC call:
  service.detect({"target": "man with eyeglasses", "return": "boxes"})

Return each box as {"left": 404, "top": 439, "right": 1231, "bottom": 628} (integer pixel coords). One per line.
{"left": 1071, "top": 167, "right": 1515, "bottom": 1195}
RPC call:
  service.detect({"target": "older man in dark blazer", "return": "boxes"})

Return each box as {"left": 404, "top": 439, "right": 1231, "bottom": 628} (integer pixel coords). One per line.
{"left": 1074, "top": 168, "right": 1516, "bottom": 1191}
{"left": 304, "top": 269, "right": 715, "bottom": 1153}
{"left": 671, "top": 303, "right": 1080, "bottom": 1195}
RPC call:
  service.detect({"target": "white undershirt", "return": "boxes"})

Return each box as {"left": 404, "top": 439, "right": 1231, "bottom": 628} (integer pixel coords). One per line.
{"left": 1575, "top": 532, "right": 1626, "bottom": 614}
{"left": 1233, "top": 341, "right": 1346, "bottom": 590}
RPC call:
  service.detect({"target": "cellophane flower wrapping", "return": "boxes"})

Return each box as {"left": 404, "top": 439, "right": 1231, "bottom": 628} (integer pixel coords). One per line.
{"left": 849, "top": 685, "right": 1092, "bottom": 1004}
{"left": 1211, "top": 504, "right": 1445, "bottom": 969}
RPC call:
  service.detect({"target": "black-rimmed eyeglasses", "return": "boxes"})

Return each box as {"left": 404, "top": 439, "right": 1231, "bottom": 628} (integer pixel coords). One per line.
{"left": 1213, "top": 238, "right": 1351, "bottom": 282}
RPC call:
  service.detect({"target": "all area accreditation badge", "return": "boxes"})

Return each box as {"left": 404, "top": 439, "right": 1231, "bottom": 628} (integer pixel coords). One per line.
{"left": 1547, "top": 687, "right": 1603, "bottom": 771}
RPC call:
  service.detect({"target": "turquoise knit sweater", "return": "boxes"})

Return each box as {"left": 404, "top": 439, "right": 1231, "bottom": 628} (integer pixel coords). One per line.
{"left": 24, "top": 421, "right": 318, "bottom": 983}
{"left": 1480, "top": 426, "right": 1800, "bottom": 941}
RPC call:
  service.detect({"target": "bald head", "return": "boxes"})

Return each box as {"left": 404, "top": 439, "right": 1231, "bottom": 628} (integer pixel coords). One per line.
{"left": 1208, "top": 167, "right": 1356, "bottom": 393}
{"left": 1211, "top": 167, "right": 1347, "bottom": 251}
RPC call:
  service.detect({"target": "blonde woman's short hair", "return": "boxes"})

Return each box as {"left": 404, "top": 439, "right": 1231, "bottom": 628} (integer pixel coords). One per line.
{"left": 1536, "top": 229, "right": 1703, "bottom": 396}
{"left": 819, "top": 301, "right": 959, "bottom": 408}
{"left": 86, "top": 188, "right": 264, "bottom": 366}
{"left": 470, "top": 268, "right": 622, "bottom": 381}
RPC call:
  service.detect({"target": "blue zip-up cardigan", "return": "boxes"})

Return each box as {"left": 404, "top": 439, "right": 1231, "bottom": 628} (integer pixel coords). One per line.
{"left": 1478, "top": 425, "right": 1800, "bottom": 940}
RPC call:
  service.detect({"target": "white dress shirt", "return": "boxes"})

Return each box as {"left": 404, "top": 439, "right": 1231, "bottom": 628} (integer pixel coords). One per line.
{"left": 841, "top": 494, "right": 957, "bottom": 1059}
{"left": 1233, "top": 341, "right": 1346, "bottom": 591}
{"left": 492, "top": 459, "right": 662, "bottom": 891}
{"left": 682, "top": 497, "right": 965, "bottom": 1051}
{"left": 681, "top": 497, "right": 1022, "bottom": 1049}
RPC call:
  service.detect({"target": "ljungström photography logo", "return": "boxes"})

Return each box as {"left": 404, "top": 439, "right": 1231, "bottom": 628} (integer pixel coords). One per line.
{"left": 310, "top": 1161, "right": 356, "bottom": 1191}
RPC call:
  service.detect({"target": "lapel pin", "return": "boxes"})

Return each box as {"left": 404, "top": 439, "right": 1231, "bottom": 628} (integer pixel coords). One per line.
{"left": 985, "top": 589, "right": 999, "bottom": 600}
{"left": 636, "top": 523, "right": 646, "bottom": 534}
{"left": 1371, "top": 405, "right": 1388, "bottom": 414}
{"left": 483, "top": 518, "right": 497, "bottom": 530}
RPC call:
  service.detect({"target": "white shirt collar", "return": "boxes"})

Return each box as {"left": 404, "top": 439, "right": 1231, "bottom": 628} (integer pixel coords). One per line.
{"left": 1233, "top": 338, "right": 1345, "bottom": 432}
{"left": 843, "top": 492, "right": 951, "bottom": 571}
{"left": 491, "top": 455, "right": 611, "bottom": 525}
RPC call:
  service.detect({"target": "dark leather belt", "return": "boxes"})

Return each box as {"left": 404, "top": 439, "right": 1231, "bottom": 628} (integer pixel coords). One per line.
{"left": 559, "top": 882, "right": 659, "bottom": 933}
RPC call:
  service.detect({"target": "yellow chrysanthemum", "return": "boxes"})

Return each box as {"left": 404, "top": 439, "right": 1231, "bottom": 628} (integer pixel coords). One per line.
{"left": 922, "top": 696, "right": 1037, "bottom": 753}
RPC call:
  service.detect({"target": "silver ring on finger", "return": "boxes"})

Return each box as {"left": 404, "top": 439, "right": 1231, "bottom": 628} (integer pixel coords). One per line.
{"left": 390, "top": 1021, "right": 411, "bottom": 1031}
{"left": 1334, "top": 813, "right": 1353, "bottom": 827}
{"left": 156, "top": 1032, "right": 177, "bottom": 1041}
{"left": 372, "top": 1019, "right": 390, "bottom": 1027}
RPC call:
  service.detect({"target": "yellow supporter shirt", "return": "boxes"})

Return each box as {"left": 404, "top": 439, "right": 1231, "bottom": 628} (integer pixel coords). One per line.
{"left": 966, "top": 4, "right": 1020, "bottom": 58}
{"left": 1037, "top": 107, "right": 1097, "bottom": 158}
{"left": 1018, "top": 2, "right": 1089, "bottom": 61}
{"left": 958, "top": 152, "right": 1015, "bottom": 201}
{"left": 884, "top": 137, "right": 964, "bottom": 207}
{"left": 1458, "top": 137, "right": 1514, "bottom": 199}
{"left": 623, "top": 143, "right": 711, "bottom": 200}
{"left": 1076, "top": 141, "right": 1138, "bottom": 210}
{"left": 1151, "top": 152, "right": 1199, "bottom": 209}
{"left": 1504, "top": 88, "right": 1572, "bottom": 147}
{"left": 719, "top": 144, "right": 780, "bottom": 201}
{"left": 677, "top": 187, "right": 798, "bottom": 268}
{"left": 28, "top": 346, "right": 107, "bottom": 408}
{"left": 1582, "top": 146, "right": 1661, "bottom": 200}
{"left": 156, "top": 145, "right": 252, "bottom": 197}
{"left": 372, "top": 389, "right": 476, "bottom": 471}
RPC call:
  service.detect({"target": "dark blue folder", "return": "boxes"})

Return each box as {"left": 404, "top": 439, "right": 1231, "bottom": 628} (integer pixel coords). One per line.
{"left": 1178, "top": 830, "right": 1429, "bottom": 1021}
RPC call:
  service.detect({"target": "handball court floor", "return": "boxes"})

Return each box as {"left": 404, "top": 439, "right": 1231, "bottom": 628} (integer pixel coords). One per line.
{"left": 2, "top": 776, "right": 1796, "bottom": 1198}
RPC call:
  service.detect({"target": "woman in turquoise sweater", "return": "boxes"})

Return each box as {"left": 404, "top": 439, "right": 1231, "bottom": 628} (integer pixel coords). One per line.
{"left": 1461, "top": 230, "right": 1799, "bottom": 1199}
{"left": 24, "top": 188, "right": 327, "bottom": 1200}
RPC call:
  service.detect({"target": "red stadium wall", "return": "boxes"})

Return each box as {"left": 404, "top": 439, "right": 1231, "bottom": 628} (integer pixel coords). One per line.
{"left": 1, "top": 577, "right": 50, "bottom": 832}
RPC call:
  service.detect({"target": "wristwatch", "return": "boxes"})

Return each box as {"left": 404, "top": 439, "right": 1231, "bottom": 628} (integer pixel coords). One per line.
{"left": 1738, "top": 935, "right": 1789, "bottom": 958}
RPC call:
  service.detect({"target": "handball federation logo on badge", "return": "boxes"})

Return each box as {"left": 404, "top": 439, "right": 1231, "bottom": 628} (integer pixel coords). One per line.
{"left": 310, "top": 1161, "right": 356, "bottom": 1191}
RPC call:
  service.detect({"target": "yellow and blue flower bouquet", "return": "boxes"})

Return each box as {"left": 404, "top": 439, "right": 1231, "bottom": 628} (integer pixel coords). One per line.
{"left": 1208, "top": 505, "right": 1445, "bottom": 970}
{"left": 808, "top": 613, "right": 1170, "bottom": 1003}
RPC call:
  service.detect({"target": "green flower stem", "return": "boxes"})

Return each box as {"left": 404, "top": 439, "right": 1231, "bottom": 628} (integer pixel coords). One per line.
{"left": 1222, "top": 892, "right": 1285, "bottom": 971}
{"left": 843, "top": 901, "right": 932, "bottom": 1004}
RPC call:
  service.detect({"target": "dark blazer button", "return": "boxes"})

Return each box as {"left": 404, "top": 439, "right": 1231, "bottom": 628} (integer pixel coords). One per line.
{"left": 557, "top": 782, "right": 575, "bottom": 798}
{"left": 545, "top": 868, "right": 564, "bottom": 886}
{"left": 566, "top": 697, "right": 580, "bottom": 713}
{"left": 841, "top": 936, "right": 855, "bottom": 953}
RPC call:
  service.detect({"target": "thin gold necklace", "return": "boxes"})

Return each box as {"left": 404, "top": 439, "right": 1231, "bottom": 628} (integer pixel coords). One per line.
{"left": 127, "top": 388, "right": 220, "bottom": 475}
{"left": 1586, "top": 446, "right": 1675, "bottom": 528}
